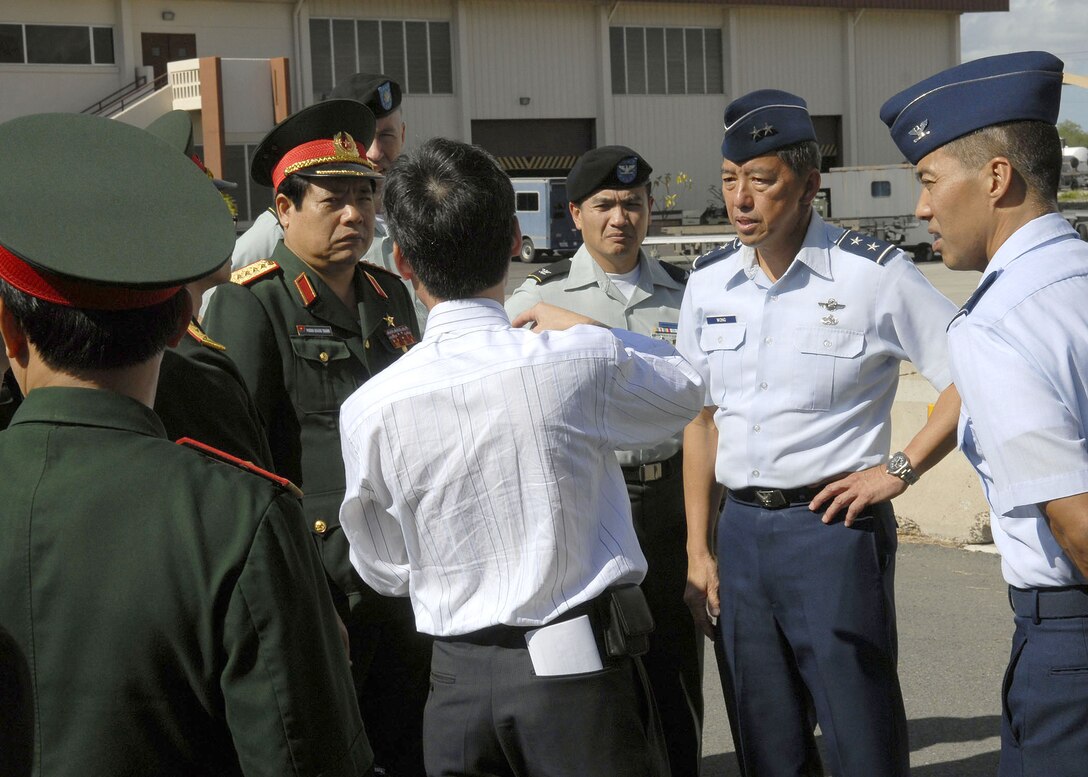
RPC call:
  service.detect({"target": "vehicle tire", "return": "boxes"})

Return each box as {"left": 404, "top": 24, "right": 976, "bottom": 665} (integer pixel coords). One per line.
{"left": 1077, "top": 223, "right": 1088, "bottom": 242}
{"left": 518, "top": 237, "right": 536, "bottom": 263}
{"left": 913, "top": 243, "right": 934, "bottom": 263}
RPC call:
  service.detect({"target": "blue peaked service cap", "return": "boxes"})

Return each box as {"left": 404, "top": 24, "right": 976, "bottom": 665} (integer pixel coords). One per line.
{"left": 881, "top": 51, "right": 1064, "bottom": 164}
{"left": 721, "top": 89, "right": 816, "bottom": 163}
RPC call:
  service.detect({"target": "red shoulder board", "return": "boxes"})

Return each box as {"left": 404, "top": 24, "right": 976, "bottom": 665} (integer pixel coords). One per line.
{"left": 230, "top": 258, "right": 280, "bottom": 286}
{"left": 176, "top": 437, "right": 303, "bottom": 498}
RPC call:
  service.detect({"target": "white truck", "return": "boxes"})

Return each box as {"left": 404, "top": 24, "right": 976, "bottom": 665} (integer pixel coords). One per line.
{"left": 815, "top": 163, "right": 935, "bottom": 262}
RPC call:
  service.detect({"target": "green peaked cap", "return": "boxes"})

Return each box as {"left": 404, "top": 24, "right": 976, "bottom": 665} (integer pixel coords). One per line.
{"left": 0, "top": 113, "right": 234, "bottom": 288}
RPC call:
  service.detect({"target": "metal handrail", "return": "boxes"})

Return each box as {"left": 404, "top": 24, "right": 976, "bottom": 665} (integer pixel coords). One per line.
{"left": 80, "top": 71, "right": 170, "bottom": 117}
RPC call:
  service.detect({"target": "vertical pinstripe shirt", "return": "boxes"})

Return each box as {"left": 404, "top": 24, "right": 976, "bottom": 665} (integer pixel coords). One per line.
{"left": 338, "top": 298, "right": 704, "bottom": 636}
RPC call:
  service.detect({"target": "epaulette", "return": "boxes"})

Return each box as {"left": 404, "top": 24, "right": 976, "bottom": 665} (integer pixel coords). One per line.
{"left": 527, "top": 259, "right": 571, "bottom": 285}
{"left": 186, "top": 321, "right": 227, "bottom": 351}
{"left": 360, "top": 260, "right": 403, "bottom": 281}
{"left": 946, "top": 271, "right": 999, "bottom": 331}
{"left": 692, "top": 238, "right": 742, "bottom": 271}
{"left": 177, "top": 437, "right": 303, "bottom": 498}
{"left": 835, "top": 229, "right": 899, "bottom": 266}
{"left": 658, "top": 260, "right": 690, "bottom": 284}
{"left": 230, "top": 258, "right": 280, "bottom": 286}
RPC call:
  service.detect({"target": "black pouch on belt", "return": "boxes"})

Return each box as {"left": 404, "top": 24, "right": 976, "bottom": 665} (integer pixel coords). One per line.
{"left": 603, "top": 584, "right": 655, "bottom": 658}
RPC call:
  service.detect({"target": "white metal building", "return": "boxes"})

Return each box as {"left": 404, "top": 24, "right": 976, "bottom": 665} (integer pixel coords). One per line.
{"left": 0, "top": 0, "right": 1005, "bottom": 222}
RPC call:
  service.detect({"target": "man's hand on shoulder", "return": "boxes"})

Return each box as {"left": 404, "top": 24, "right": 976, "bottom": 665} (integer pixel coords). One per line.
{"left": 511, "top": 302, "right": 604, "bottom": 332}
{"left": 809, "top": 465, "right": 907, "bottom": 527}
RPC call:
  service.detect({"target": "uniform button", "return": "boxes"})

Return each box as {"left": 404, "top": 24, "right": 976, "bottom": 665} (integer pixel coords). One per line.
{"left": 823, "top": 340, "right": 831, "bottom": 348}
{"left": 717, "top": 336, "right": 723, "bottom": 344}
{"left": 752, "top": 469, "right": 760, "bottom": 477}
{"left": 753, "top": 424, "right": 761, "bottom": 432}
{"left": 760, "top": 381, "right": 768, "bottom": 390}
{"left": 319, "top": 351, "right": 330, "bottom": 363}
{"left": 364, "top": 339, "right": 371, "bottom": 349}
{"left": 313, "top": 520, "right": 328, "bottom": 534}
{"left": 764, "top": 336, "right": 773, "bottom": 344}
{"left": 770, "top": 295, "right": 778, "bottom": 301}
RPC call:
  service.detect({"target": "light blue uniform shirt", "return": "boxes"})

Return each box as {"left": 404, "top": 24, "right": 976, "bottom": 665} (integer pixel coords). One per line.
{"left": 676, "top": 212, "right": 956, "bottom": 490}
{"left": 949, "top": 213, "right": 1088, "bottom": 588}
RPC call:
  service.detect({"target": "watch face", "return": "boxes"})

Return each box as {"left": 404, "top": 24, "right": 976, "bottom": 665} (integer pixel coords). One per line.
{"left": 889, "top": 453, "right": 907, "bottom": 472}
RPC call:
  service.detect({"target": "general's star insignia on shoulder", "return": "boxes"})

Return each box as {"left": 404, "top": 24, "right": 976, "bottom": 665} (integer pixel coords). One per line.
{"left": 186, "top": 321, "right": 227, "bottom": 351}
{"left": 692, "top": 238, "right": 742, "bottom": 271}
{"left": 230, "top": 258, "right": 280, "bottom": 286}
{"left": 835, "top": 229, "right": 897, "bottom": 265}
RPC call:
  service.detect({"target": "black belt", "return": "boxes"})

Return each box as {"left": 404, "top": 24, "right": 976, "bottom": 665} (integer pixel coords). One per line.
{"left": 621, "top": 453, "right": 679, "bottom": 485}
{"left": 436, "top": 597, "right": 602, "bottom": 649}
{"left": 730, "top": 486, "right": 821, "bottom": 510}
{"left": 1009, "top": 586, "right": 1088, "bottom": 623}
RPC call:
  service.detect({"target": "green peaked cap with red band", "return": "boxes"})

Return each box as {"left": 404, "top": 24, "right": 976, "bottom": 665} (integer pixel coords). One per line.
{"left": 0, "top": 113, "right": 234, "bottom": 308}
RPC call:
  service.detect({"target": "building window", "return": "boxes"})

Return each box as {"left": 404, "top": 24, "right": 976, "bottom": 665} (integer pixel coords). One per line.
{"left": 0, "top": 23, "right": 115, "bottom": 65}
{"left": 516, "top": 192, "right": 539, "bottom": 212}
{"left": 871, "top": 180, "right": 892, "bottom": 198}
{"left": 610, "top": 26, "right": 722, "bottom": 95}
{"left": 196, "top": 143, "right": 274, "bottom": 228}
{"left": 310, "top": 17, "right": 453, "bottom": 99}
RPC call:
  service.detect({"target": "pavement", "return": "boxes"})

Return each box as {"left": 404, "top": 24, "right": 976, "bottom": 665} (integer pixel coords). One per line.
{"left": 505, "top": 255, "right": 1012, "bottom": 775}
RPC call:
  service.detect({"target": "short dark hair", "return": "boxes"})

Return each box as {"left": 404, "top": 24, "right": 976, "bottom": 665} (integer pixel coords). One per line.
{"left": 943, "top": 120, "right": 1061, "bottom": 205}
{"left": 382, "top": 138, "right": 515, "bottom": 300}
{"left": 0, "top": 279, "right": 187, "bottom": 371}
{"left": 277, "top": 174, "right": 309, "bottom": 209}
{"left": 776, "top": 140, "right": 821, "bottom": 177}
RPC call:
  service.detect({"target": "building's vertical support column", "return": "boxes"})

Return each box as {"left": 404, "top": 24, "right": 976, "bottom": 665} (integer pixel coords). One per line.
{"left": 295, "top": 0, "right": 312, "bottom": 108}
{"left": 116, "top": 0, "right": 136, "bottom": 83}
{"left": 843, "top": 10, "right": 860, "bottom": 166}
{"left": 199, "top": 57, "right": 226, "bottom": 178}
{"left": 455, "top": 0, "right": 473, "bottom": 142}
{"left": 271, "top": 57, "right": 292, "bottom": 121}
{"left": 597, "top": 4, "right": 614, "bottom": 146}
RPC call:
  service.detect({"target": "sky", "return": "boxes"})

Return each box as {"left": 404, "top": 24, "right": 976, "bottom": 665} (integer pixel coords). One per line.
{"left": 961, "top": 0, "right": 1088, "bottom": 132}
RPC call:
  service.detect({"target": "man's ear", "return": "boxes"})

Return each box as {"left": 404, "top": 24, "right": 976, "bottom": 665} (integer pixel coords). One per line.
{"left": 568, "top": 200, "right": 583, "bottom": 231}
{"left": 392, "top": 242, "right": 415, "bottom": 281}
{"left": 0, "top": 298, "right": 27, "bottom": 366}
{"left": 800, "top": 168, "right": 822, "bottom": 207}
{"left": 987, "top": 156, "right": 1015, "bottom": 202}
{"left": 275, "top": 192, "right": 295, "bottom": 231}
{"left": 165, "top": 290, "right": 193, "bottom": 349}
{"left": 510, "top": 216, "right": 523, "bottom": 258}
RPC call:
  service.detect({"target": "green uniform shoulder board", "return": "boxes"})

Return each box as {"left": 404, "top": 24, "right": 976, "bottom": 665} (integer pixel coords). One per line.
{"left": 528, "top": 259, "right": 572, "bottom": 285}
{"left": 835, "top": 229, "right": 898, "bottom": 265}
{"left": 658, "top": 260, "right": 690, "bottom": 284}
{"left": 692, "top": 238, "right": 742, "bottom": 271}
{"left": 185, "top": 321, "right": 227, "bottom": 351}
{"left": 177, "top": 437, "right": 303, "bottom": 498}
{"left": 231, "top": 258, "right": 280, "bottom": 286}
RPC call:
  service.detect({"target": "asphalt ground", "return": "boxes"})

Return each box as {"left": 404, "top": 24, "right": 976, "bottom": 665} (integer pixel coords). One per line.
{"left": 502, "top": 255, "right": 1008, "bottom": 775}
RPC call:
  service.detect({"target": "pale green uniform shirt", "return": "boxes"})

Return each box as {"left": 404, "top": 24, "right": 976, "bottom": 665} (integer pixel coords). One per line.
{"left": 505, "top": 244, "right": 688, "bottom": 466}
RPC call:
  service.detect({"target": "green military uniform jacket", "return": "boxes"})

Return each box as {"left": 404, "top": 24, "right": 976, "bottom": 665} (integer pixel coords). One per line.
{"left": 0, "top": 387, "right": 371, "bottom": 776}
{"left": 505, "top": 244, "right": 689, "bottom": 466}
{"left": 204, "top": 240, "right": 419, "bottom": 619}
{"left": 155, "top": 319, "right": 274, "bottom": 469}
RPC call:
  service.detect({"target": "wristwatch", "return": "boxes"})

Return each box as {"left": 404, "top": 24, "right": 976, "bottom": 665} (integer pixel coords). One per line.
{"left": 886, "top": 451, "right": 919, "bottom": 486}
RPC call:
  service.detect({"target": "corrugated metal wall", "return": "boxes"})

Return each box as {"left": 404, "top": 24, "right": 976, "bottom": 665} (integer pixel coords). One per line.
{"left": 461, "top": 0, "right": 599, "bottom": 119}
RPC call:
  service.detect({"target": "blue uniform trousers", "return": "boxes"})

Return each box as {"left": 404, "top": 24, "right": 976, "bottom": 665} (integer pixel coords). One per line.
{"left": 1000, "top": 597, "right": 1088, "bottom": 777}
{"left": 714, "top": 496, "right": 909, "bottom": 777}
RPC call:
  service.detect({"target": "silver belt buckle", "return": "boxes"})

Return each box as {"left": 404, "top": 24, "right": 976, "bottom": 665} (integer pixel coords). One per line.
{"left": 640, "top": 462, "right": 663, "bottom": 482}
{"left": 755, "top": 489, "right": 788, "bottom": 509}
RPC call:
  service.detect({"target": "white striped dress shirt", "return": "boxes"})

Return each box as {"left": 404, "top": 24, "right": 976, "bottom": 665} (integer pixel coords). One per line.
{"left": 339, "top": 298, "right": 704, "bottom": 636}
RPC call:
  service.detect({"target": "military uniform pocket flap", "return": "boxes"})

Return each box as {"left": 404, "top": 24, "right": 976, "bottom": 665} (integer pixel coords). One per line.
{"left": 699, "top": 322, "right": 746, "bottom": 352}
{"left": 290, "top": 337, "right": 351, "bottom": 365}
{"left": 793, "top": 327, "right": 864, "bottom": 358}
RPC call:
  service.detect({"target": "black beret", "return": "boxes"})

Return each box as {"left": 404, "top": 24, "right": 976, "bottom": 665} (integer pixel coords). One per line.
{"left": 566, "top": 145, "right": 652, "bottom": 203}
{"left": 329, "top": 73, "right": 403, "bottom": 119}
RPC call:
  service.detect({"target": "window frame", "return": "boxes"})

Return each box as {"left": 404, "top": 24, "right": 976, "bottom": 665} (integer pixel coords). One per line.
{"left": 0, "top": 22, "right": 115, "bottom": 66}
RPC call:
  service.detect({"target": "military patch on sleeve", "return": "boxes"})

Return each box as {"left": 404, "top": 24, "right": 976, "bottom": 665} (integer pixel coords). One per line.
{"left": 528, "top": 259, "right": 572, "bottom": 285}
{"left": 835, "top": 229, "right": 899, "bottom": 265}
{"left": 692, "top": 238, "right": 742, "bottom": 271}
{"left": 230, "top": 258, "right": 280, "bottom": 286}
{"left": 177, "top": 437, "right": 304, "bottom": 498}
{"left": 186, "top": 321, "right": 227, "bottom": 351}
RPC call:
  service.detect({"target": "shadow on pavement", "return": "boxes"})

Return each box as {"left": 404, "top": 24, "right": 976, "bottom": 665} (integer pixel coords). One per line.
{"left": 701, "top": 714, "right": 1002, "bottom": 777}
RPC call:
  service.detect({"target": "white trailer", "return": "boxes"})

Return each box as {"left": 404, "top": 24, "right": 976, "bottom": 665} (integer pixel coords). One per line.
{"left": 816, "top": 164, "right": 935, "bottom": 261}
